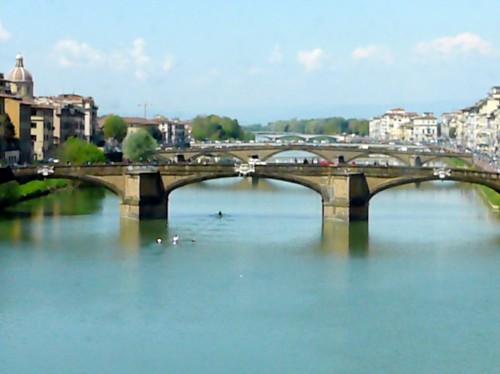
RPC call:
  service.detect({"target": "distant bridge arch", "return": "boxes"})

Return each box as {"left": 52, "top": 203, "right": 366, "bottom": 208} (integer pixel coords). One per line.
{"left": 343, "top": 152, "right": 409, "bottom": 166}
{"left": 368, "top": 174, "right": 500, "bottom": 201}
{"left": 419, "top": 155, "right": 475, "bottom": 167}
{"left": 13, "top": 169, "right": 124, "bottom": 198}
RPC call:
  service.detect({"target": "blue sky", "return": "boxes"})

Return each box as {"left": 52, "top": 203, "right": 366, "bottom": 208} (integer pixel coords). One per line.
{"left": 1, "top": 0, "right": 499, "bottom": 124}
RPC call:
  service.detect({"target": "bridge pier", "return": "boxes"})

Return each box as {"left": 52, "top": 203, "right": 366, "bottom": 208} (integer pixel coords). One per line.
{"left": 412, "top": 156, "right": 423, "bottom": 167}
{"left": 320, "top": 220, "right": 369, "bottom": 254}
{"left": 322, "top": 172, "right": 370, "bottom": 221}
{"left": 120, "top": 169, "right": 167, "bottom": 220}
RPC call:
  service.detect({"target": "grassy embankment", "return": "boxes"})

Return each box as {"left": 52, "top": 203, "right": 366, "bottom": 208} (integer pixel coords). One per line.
{"left": 448, "top": 158, "right": 500, "bottom": 210}
{"left": 0, "top": 179, "right": 70, "bottom": 209}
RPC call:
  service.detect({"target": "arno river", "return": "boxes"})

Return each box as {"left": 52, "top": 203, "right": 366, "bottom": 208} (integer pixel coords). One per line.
{"left": 0, "top": 177, "right": 499, "bottom": 373}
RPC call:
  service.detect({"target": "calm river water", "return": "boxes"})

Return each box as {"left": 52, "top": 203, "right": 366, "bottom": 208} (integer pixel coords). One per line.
{"left": 0, "top": 178, "right": 499, "bottom": 373}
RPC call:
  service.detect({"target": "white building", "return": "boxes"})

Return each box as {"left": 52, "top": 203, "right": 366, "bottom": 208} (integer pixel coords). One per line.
{"left": 369, "top": 108, "right": 435, "bottom": 143}
{"left": 154, "top": 116, "right": 192, "bottom": 148}
{"left": 412, "top": 113, "right": 438, "bottom": 144}
{"left": 441, "top": 87, "right": 499, "bottom": 159}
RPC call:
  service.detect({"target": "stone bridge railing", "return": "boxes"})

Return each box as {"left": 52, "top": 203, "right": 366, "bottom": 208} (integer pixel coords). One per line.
{"left": 2, "top": 163, "right": 499, "bottom": 221}
{"left": 157, "top": 144, "right": 474, "bottom": 167}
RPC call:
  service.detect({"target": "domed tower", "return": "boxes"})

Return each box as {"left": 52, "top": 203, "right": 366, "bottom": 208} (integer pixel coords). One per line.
{"left": 6, "top": 54, "right": 34, "bottom": 100}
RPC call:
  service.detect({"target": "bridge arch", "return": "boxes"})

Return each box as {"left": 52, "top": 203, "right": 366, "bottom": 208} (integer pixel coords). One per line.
{"left": 13, "top": 172, "right": 123, "bottom": 198}
{"left": 164, "top": 172, "right": 325, "bottom": 201}
{"left": 343, "top": 152, "right": 410, "bottom": 166}
{"left": 420, "top": 155, "right": 474, "bottom": 167}
{"left": 261, "top": 149, "right": 320, "bottom": 161}
{"left": 184, "top": 150, "right": 247, "bottom": 163}
{"left": 369, "top": 175, "right": 500, "bottom": 201}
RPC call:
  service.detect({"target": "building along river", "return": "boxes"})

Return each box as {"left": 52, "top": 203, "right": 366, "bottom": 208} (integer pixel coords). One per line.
{"left": 0, "top": 178, "right": 498, "bottom": 373}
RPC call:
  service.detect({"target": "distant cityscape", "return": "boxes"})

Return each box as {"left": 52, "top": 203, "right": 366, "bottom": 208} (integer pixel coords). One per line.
{"left": 1, "top": 54, "right": 498, "bottom": 169}
{"left": 369, "top": 87, "right": 500, "bottom": 162}
{"left": 0, "top": 55, "right": 191, "bottom": 164}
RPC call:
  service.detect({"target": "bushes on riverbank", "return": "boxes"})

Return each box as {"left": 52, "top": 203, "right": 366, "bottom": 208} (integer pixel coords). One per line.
{"left": 0, "top": 181, "right": 21, "bottom": 208}
{"left": 0, "top": 179, "right": 70, "bottom": 208}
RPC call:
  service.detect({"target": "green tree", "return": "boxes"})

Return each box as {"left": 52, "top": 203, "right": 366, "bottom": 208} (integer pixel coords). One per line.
{"left": 191, "top": 114, "right": 247, "bottom": 141}
{"left": 0, "top": 113, "right": 17, "bottom": 142}
{"left": 103, "top": 115, "right": 128, "bottom": 142}
{"left": 0, "top": 181, "right": 20, "bottom": 207}
{"left": 243, "top": 131, "right": 255, "bottom": 142}
{"left": 347, "top": 119, "right": 369, "bottom": 135}
{"left": 243, "top": 124, "right": 263, "bottom": 132}
{"left": 123, "top": 130, "right": 158, "bottom": 162}
{"left": 58, "top": 137, "right": 107, "bottom": 164}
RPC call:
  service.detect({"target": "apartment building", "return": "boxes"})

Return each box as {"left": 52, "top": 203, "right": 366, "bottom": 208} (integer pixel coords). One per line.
{"left": 36, "top": 97, "right": 85, "bottom": 145}
{"left": 413, "top": 113, "right": 438, "bottom": 144}
{"left": 369, "top": 108, "right": 437, "bottom": 143}
{"left": 5, "top": 96, "right": 32, "bottom": 163}
{"left": 30, "top": 104, "right": 54, "bottom": 161}
{"left": 123, "top": 117, "right": 159, "bottom": 137}
{"left": 442, "top": 87, "right": 499, "bottom": 158}
{"left": 154, "top": 116, "right": 192, "bottom": 148}
{"left": 54, "top": 94, "right": 99, "bottom": 142}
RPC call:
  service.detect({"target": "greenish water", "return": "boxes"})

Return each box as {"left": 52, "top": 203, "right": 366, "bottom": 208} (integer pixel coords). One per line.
{"left": 0, "top": 179, "right": 498, "bottom": 373}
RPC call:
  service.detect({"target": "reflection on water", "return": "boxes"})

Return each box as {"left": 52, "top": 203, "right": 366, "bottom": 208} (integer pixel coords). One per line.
{"left": 0, "top": 187, "right": 108, "bottom": 244}
{"left": 0, "top": 187, "right": 106, "bottom": 219}
{"left": 0, "top": 178, "right": 499, "bottom": 373}
{"left": 319, "top": 220, "right": 369, "bottom": 256}
{"left": 119, "top": 218, "right": 169, "bottom": 252}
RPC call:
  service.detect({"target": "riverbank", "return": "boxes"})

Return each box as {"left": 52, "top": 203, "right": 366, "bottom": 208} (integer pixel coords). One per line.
{"left": 471, "top": 160, "right": 500, "bottom": 211}
{"left": 0, "top": 179, "right": 71, "bottom": 209}
{"left": 478, "top": 185, "right": 500, "bottom": 211}
{"left": 448, "top": 157, "right": 500, "bottom": 211}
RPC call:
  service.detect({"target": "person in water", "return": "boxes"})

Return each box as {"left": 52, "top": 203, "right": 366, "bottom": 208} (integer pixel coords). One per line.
{"left": 218, "top": 211, "right": 223, "bottom": 217}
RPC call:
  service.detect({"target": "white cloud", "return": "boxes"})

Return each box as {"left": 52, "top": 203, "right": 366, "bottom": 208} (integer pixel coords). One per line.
{"left": 297, "top": 48, "right": 327, "bottom": 72}
{"left": 53, "top": 37, "right": 175, "bottom": 80}
{"left": 415, "top": 32, "right": 493, "bottom": 56}
{"left": 269, "top": 44, "right": 282, "bottom": 63}
{"left": 162, "top": 55, "right": 175, "bottom": 73}
{"left": 352, "top": 44, "right": 393, "bottom": 62}
{"left": 53, "top": 38, "right": 103, "bottom": 67}
{"left": 248, "top": 66, "right": 264, "bottom": 75}
{"left": 0, "top": 21, "right": 10, "bottom": 42}
{"left": 194, "top": 68, "right": 221, "bottom": 85}
{"left": 131, "top": 38, "right": 151, "bottom": 80}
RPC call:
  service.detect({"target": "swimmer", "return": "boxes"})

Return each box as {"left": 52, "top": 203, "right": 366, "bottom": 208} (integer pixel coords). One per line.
{"left": 218, "top": 211, "right": 223, "bottom": 217}
{"left": 172, "top": 235, "right": 180, "bottom": 245}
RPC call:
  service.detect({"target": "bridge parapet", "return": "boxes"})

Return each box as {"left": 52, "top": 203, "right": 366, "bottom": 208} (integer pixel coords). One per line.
{"left": 157, "top": 144, "right": 474, "bottom": 167}
{"left": 4, "top": 163, "right": 498, "bottom": 221}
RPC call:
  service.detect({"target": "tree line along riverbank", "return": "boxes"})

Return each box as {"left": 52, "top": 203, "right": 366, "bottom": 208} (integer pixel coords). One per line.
{"left": 0, "top": 179, "right": 71, "bottom": 209}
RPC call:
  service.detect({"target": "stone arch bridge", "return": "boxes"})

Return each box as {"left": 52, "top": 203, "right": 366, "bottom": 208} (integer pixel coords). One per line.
{"left": 2, "top": 163, "right": 498, "bottom": 222}
{"left": 158, "top": 144, "right": 474, "bottom": 167}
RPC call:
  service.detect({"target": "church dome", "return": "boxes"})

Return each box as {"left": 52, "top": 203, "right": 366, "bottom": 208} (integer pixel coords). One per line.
{"left": 7, "top": 54, "right": 33, "bottom": 82}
